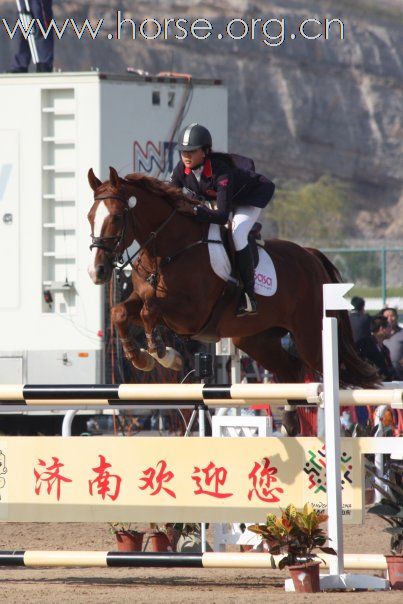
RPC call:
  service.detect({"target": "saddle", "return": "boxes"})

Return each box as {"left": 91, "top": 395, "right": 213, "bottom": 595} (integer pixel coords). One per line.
{"left": 191, "top": 222, "right": 263, "bottom": 343}
{"left": 184, "top": 189, "right": 262, "bottom": 271}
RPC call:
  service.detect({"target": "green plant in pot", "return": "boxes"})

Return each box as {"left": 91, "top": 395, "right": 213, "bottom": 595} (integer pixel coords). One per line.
{"left": 249, "top": 504, "right": 335, "bottom": 593}
{"left": 109, "top": 522, "right": 145, "bottom": 552}
{"left": 172, "top": 523, "right": 203, "bottom": 553}
{"left": 367, "top": 457, "right": 403, "bottom": 589}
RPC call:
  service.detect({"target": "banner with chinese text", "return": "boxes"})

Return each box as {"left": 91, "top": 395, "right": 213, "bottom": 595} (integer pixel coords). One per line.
{"left": 0, "top": 437, "right": 365, "bottom": 523}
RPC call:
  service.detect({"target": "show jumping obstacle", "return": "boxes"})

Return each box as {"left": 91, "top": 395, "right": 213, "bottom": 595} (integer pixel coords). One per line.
{"left": 0, "top": 285, "right": 400, "bottom": 591}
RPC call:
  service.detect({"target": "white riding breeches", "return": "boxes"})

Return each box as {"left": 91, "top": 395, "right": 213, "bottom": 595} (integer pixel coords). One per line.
{"left": 231, "top": 206, "right": 262, "bottom": 251}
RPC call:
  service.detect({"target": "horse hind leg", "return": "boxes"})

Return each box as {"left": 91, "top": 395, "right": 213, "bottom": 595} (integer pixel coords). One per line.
{"left": 233, "top": 328, "right": 305, "bottom": 382}
{"left": 291, "top": 319, "right": 323, "bottom": 375}
{"left": 233, "top": 329, "right": 305, "bottom": 436}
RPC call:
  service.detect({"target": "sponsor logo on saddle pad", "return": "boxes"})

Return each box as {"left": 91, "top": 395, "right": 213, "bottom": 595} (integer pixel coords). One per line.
{"left": 255, "top": 271, "right": 272, "bottom": 289}
{"left": 208, "top": 224, "right": 277, "bottom": 297}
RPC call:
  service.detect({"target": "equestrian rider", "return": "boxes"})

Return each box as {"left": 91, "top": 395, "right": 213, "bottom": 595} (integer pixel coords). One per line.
{"left": 170, "top": 123, "right": 275, "bottom": 317}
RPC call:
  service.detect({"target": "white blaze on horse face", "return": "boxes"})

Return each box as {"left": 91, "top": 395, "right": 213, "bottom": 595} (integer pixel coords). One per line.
{"left": 88, "top": 201, "right": 110, "bottom": 282}
{"left": 128, "top": 195, "right": 137, "bottom": 208}
{"left": 93, "top": 201, "right": 109, "bottom": 237}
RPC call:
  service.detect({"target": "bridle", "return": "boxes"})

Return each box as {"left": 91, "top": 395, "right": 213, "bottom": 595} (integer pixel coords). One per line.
{"left": 89, "top": 195, "right": 131, "bottom": 264}
{"left": 89, "top": 192, "right": 178, "bottom": 270}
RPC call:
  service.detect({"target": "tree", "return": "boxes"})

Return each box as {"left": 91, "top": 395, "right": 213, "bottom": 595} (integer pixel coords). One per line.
{"left": 267, "top": 175, "right": 350, "bottom": 245}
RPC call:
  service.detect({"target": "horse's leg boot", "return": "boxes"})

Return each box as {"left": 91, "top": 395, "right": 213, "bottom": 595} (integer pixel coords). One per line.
{"left": 235, "top": 246, "right": 258, "bottom": 317}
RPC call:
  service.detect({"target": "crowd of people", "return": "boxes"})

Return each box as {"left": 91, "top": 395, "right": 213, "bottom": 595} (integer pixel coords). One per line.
{"left": 281, "top": 299, "right": 403, "bottom": 438}
{"left": 349, "top": 297, "right": 403, "bottom": 381}
{"left": 347, "top": 297, "right": 403, "bottom": 436}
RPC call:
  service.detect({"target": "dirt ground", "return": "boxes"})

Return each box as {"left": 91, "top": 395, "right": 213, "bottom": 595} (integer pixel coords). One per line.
{"left": 0, "top": 509, "right": 400, "bottom": 603}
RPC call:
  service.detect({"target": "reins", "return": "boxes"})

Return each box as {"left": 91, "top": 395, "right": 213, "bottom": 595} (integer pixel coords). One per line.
{"left": 90, "top": 188, "right": 223, "bottom": 289}
{"left": 90, "top": 192, "right": 179, "bottom": 270}
{"left": 117, "top": 206, "right": 179, "bottom": 270}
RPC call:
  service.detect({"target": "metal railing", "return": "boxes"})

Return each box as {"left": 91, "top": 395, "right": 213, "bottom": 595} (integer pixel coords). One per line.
{"left": 321, "top": 246, "right": 403, "bottom": 305}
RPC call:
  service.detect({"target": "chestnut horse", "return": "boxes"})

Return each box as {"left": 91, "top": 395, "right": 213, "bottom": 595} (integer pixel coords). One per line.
{"left": 87, "top": 167, "right": 378, "bottom": 403}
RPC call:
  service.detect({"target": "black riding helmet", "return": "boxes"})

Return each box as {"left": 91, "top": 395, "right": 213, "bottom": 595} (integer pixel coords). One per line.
{"left": 177, "top": 123, "right": 212, "bottom": 151}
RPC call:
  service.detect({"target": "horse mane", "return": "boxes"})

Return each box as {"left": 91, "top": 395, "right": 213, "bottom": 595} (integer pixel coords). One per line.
{"left": 124, "top": 172, "right": 189, "bottom": 208}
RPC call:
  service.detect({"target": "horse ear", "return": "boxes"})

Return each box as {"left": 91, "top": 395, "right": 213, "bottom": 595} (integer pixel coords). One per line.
{"left": 88, "top": 168, "right": 102, "bottom": 191}
{"left": 109, "top": 166, "right": 120, "bottom": 188}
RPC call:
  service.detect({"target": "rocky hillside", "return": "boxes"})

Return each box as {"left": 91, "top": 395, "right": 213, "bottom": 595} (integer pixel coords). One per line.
{"left": 1, "top": 0, "right": 402, "bottom": 242}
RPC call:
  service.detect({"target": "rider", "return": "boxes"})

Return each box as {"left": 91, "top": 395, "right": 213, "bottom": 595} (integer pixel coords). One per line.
{"left": 170, "top": 122, "right": 275, "bottom": 317}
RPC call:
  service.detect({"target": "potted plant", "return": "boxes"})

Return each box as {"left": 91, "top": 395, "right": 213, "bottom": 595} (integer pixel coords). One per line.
{"left": 367, "top": 457, "right": 403, "bottom": 589}
{"left": 249, "top": 504, "right": 335, "bottom": 593}
{"left": 109, "top": 522, "right": 145, "bottom": 552}
{"left": 147, "top": 523, "right": 175, "bottom": 552}
{"left": 172, "top": 523, "right": 203, "bottom": 553}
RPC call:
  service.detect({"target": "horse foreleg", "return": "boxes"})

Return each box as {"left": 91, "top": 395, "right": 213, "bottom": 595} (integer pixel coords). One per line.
{"left": 140, "top": 297, "right": 183, "bottom": 371}
{"left": 111, "top": 295, "right": 156, "bottom": 372}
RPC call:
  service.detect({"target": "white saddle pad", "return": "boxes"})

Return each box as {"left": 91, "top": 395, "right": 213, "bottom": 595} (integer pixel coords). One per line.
{"left": 208, "top": 224, "right": 277, "bottom": 297}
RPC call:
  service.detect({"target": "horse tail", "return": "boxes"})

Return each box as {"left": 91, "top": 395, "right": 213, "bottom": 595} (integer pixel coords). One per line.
{"left": 305, "top": 247, "right": 343, "bottom": 283}
{"left": 307, "top": 247, "right": 381, "bottom": 389}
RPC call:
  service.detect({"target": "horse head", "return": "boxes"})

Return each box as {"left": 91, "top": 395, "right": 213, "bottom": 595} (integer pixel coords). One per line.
{"left": 87, "top": 166, "right": 138, "bottom": 284}
{"left": 87, "top": 166, "right": 194, "bottom": 285}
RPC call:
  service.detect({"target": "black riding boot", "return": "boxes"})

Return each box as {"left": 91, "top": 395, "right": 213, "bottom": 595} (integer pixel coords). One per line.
{"left": 235, "top": 246, "right": 258, "bottom": 317}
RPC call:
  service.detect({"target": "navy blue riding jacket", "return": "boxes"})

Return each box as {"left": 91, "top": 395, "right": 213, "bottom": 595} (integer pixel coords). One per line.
{"left": 170, "top": 154, "right": 275, "bottom": 225}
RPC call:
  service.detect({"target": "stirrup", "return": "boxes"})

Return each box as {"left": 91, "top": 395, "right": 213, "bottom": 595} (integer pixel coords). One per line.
{"left": 236, "top": 292, "right": 258, "bottom": 317}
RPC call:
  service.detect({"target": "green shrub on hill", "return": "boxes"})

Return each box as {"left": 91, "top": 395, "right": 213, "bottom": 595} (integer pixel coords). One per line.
{"left": 268, "top": 175, "right": 350, "bottom": 245}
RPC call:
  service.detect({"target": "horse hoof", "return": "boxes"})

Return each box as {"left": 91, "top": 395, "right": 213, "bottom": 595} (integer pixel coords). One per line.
{"left": 170, "top": 353, "right": 183, "bottom": 372}
{"left": 139, "top": 349, "right": 156, "bottom": 371}
{"left": 154, "top": 347, "right": 183, "bottom": 371}
{"left": 156, "top": 342, "right": 166, "bottom": 358}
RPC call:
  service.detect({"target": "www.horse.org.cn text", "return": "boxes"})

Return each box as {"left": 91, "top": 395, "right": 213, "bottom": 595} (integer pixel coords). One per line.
{"left": 1, "top": 13, "right": 346, "bottom": 47}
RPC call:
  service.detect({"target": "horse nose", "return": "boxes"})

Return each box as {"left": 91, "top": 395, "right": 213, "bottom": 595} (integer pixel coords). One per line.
{"left": 96, "top": 265, "right": 105, "bottom": 280}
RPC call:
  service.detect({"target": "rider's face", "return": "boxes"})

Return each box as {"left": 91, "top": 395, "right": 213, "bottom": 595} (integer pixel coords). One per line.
{"left": 181, "top": 148, "right": 205, "bottom": 169}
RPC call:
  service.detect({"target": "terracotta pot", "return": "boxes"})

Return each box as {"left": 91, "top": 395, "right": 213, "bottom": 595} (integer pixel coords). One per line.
{"left": 365, "top": 488, "right": 375, "bottom": 505}
{"left": 165, "top": 525, "right": 180, "bottom": 551}
{"left": 115, "top": 531, "right": 144, "bottom": 552}
{"left": 288, "top": 561, "right": 321, "bottom": 593}
{"left": 386, "top": 555, "right": 403, "bottom": 590}
{"left": 148, "top": 531, "right": 173, "bottom": 552}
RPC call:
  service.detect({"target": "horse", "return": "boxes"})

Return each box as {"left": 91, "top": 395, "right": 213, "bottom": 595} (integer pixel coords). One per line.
{"left": 87, "top": 167, "right": 379, "bottom": 432}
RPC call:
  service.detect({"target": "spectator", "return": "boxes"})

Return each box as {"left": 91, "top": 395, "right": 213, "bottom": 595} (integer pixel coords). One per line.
{"left": 381, "top": 307, "right": 403, "bottom": 380}
{"left": 9, "top": 0, "right": 53, "bottom": 73}
{"left": 357, "top": 315, "right": 396, "bottom": 381}
{"left": 349, "top": 296, "right": 371, "bottom": 343}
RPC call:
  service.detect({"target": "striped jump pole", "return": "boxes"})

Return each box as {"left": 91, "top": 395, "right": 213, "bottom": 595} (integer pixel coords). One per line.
{"left": 0, "top": 383, "right": 401, "bottom": 410}
{"left": 0, "top": 551, "right": 388, "bottom": 570}
{"left": 0, "top": 383, "right": 322, "bottom": 404}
